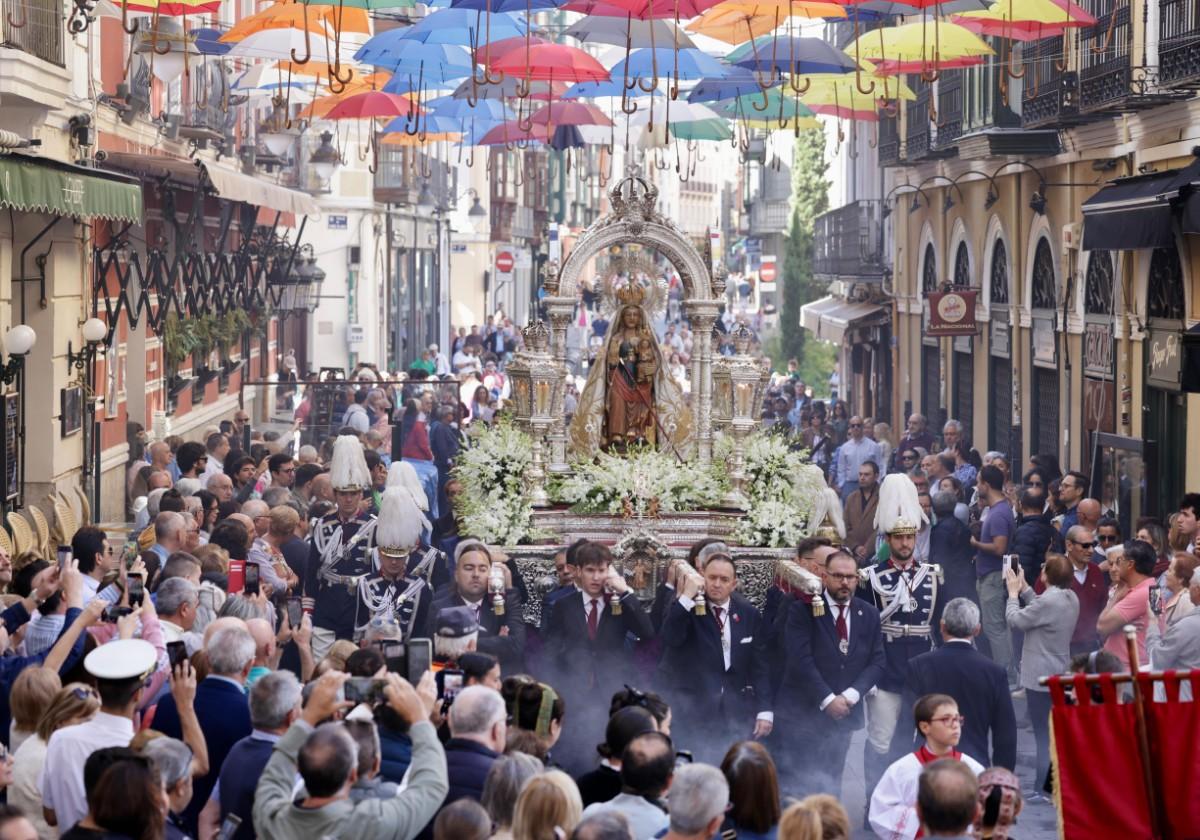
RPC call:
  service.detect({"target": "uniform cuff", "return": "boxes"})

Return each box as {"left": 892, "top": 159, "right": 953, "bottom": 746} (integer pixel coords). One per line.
{"left": 843, "top": 688, "right": 861, "bottom": 706}
{"left": 677, "top": 594, "right": 696, "bottom": 611}
{"left": 756, "top": 711, "right": 774, "bottom": 723}
{"left": 819, "top": 693, "right": 836, "bottom": 710}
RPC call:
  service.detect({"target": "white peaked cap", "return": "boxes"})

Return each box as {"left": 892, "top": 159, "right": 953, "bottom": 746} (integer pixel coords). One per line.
{"left": 330, "top": 435, "right": 372, "bottom": 491}
{"left": 820, "top": 486, "right": 846, "bottom": 539}
{"left": 874, "top": 472, "right": 927, "bottom": 536}
{"left": 376, "top": 486, "right": 429, "bottom": 551}
{"left": 387, "top": 460, "right": 430, "bottom": 512}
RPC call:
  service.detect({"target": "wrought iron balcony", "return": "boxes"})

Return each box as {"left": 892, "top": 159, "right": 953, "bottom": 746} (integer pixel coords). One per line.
{"left": 180, "top": 63, "right": 234, "bottom": 150}
{"left": 1021, "top": 36, "right": 1080, "bottom": 127}
{"left": 906, "top": 78, "right": 932, "bottom": 159}
{"left": 813, "top": 200, "right": 887, "bottom": 282}
{"left": 1, "top": 0, "right": 64, "bottom": 66}
{"left": 933, "top": 70, "right": 964, "bottom": 150}
{"left": 952, "top": 60, "right": 1058, "bottom": 157}
{"left": 878, "top": 114, "right": 901, "bottom": 167}
{"left": 1078, "top": 0, "right": 1133, "bottom": 111}
{"left": 1160, "top": 0, "right": 1200, "bottom": 86}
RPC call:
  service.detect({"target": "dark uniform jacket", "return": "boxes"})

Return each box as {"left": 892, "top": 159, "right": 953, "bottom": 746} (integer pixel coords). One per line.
{"left": 302, "top": 511, "right": 377, "bottom": 639}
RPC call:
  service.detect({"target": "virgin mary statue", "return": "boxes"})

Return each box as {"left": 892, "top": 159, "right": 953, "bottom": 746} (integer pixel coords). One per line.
{"left": 569, "top": 283, "right": 692, "bottom": 458}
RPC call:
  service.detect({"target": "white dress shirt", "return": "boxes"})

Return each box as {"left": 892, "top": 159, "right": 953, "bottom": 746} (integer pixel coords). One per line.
{"left": 819, "top": 593, "right": 862, "bottom": 710}
{"left": 676, "top": 594, "right": 773, "bottom": 723}
{"left": 40, "top": 711, "right": 135, "bottom": 834}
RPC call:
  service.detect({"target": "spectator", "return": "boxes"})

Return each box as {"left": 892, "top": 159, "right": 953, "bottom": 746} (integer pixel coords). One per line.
{"left": 1056, "top": 471, "right": 1088, "bottom": 538}
{"left": 973, "top": 767, "right": 1023, "bottom": 840}
{"left": 1146, "top": 566, "right": 1200, "bottom": 695}
{"left": 970, "top": 465, "right": 1016, "bottom": 684}
{"left": 571, "top": 812, "right": 634, "bottom": 840}
{"left": 141, "top": 733, "right": 208, "bottom": 840}
{"left": 1096, "top": 517, "right": 1122, "bottom": 555}
{"left": 1011, "top": 487, "right": 1059, "bottom": 587}
{"left": 9, "top": 667, "right": 60, "bottom": 754}
{"left": 151, "top": 625, "right": 255, "bottom": 835}
{"left": 69, "top": 527, "right": 121, "bottom": 606}
{"left": 1040, "top": 525, "right": 1107, "bottom": 655}
{"left": 1172, "top": 493, "right": 1200, "bottom": 553}
{"left": 502, "top": 680, "right": 564, "bottom": 762}
{"left": 60, "top": 750, "right": 168, "bottom": 840}
{"left": 929, "top": 492, "right": 975, "bottom": 605}
{"left": 894, "top": 415, "right": 935, "bottom": 472}
{"left": 433, "top": 799, "right": 490, "bottom": 840}
{"left": 147, "top": 512, "right": 188, "bottom": 567}
{"left": 157, "top": 578, "right": 203, "bottom": 655}
{"left": 0, "top": 805, "right": 37, "bottom": 840}
{"left": 483, "top": 753, "right": 544, "bottom": 840}
{"left": 581, "top": 732, "right": 672, "bottom": 838}
{"left": 778, "top": 795, "right": 850, "bottom": 840}
{"left": 575, "top": 706, "right": 658, "bottom": 807}
{"left": 915, "top": 759, "right": 980, "bottom": 839}
{"left": 1005, "top": 553, "right": 1078, "bottom": 796}
{"left": 894, "top": 598, "right": 1016, "bottom": 771}
{"left": 343, "top": 719, "right": 399, "bottom": 802}
{"left": 253, "top": 671, "right": 447, "bottom": 838}
{"left": 1098, "top": 539, "right": 1157, "bottom": 669}
{"left": 1158, "top": 551, "right": 1197, "bottom": 630}
{"left": 719, "top": 741, "right": 781, "bottom": 840}
{"left": 660, "top": 764, "right": 728, "bottom": 840}
{"left": 950, "top": 441, "right": 978, "bottom": 489}
{"left": 512, "top": 771, "right": 583, "bottom": 840}
{"left": 1076, "top": 498, "right": 1102, "bottom": 535}
{"left": 844, "top": 461, "right": 881, "bottom": 564}
{"left": 834, "top": 417, "right": 882, "bottom": 502}
{"left": 199, "top": 670, "right": 302, "bottom": 840}
{"left": 40, "top": 640, "right": 159, "bottom": 832}
{"left": 432, "top": 684, "right": 507, "bottom": 823}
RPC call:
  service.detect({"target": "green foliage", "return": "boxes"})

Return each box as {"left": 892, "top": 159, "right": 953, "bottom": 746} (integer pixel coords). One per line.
{"left": 163, "top": 313, "right": 199, "bottom": 367}
{"left": 792, "top": 128, "right": 831, "bottom": 229}
{"left": 779, "top": 127, "right": 831, "bottom": 377}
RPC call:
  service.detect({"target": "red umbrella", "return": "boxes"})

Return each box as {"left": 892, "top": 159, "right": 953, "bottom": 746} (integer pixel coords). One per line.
{"left": 325, "top": 91, "right": 422, "bottom": 120}
{"left": 529, "top": 101, "right": 613, "bottom": 126}
{"left": 871, "top": 54, "right": 987, "bottom": 74}
{"left": 477, "top": 120, "right": 550, "bottom": 145}
{"left": 491, "top": 43, "right": 611, "bottom": 82}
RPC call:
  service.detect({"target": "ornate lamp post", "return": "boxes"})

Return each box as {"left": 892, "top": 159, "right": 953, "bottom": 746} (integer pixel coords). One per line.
{"left": 711, "top": 332, "right": 732, "bottom": 433}
{"left": 723, "top": 324, "right": 764, "bottom": 509}
{"left": 507, "top": 321, "right": 556, "bottom": 507}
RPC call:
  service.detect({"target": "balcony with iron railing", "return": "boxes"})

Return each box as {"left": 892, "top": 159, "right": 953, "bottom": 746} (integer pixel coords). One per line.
{"left": 1021, "top": 35, "right": 1080, "bottom": 127}
{"left": 178, "top": 63, "right": 235, "bottom": 151}
{"left": 813, "top": 200, "right": 887, "bottom": 282}
{"left": 748, "top": 198, "right": 791, "bottom": 234}
{"left": 1159, "top": 0, "right": 1200, "bottom": 86}
{"left": 1078, "top": 0, "right": 1134, "bottom": 111}
{"left": 906, "top": 77, "right": 932, "bottom": 160}
{"left": 933, "top": 70, "right": 964, "bottom": 150}
{"left": 0, "top": 0, "right": 63, "bottom": 66}
{"left": 878, "top": 113, "right": 901, "bottom": 166}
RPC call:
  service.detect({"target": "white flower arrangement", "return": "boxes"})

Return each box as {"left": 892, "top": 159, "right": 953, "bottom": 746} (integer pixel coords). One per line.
{"left": 452, "top": 420, "right": 546, "bottom": 544}
{"left": 732, "top": 432, "right": 826, "bottom": 548}
{"left": 554, "top": 446, "right": 724, "bottom": 517}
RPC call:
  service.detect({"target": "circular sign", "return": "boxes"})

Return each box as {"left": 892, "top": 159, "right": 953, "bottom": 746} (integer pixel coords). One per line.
{"left": 760, "top": 263, "right": 777, "bottom": 283}
{"left": 496, "top": 251, "right": 515, "bottom": 273}
{"left": 936, "top": 292, "right": 969, "bottom": 324}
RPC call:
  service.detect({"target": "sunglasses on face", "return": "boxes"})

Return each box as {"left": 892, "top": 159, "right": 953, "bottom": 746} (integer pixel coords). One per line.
{"left": 1072, "top": 541, "right": 1097, "bottom": 549}
{"left": 1098, "top": 534, "right": 1118, "bottom": 543}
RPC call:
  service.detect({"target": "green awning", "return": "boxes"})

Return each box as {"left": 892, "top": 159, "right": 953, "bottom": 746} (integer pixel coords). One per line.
{"left": 0, "top": 154, "right": 142, "bottom": 224}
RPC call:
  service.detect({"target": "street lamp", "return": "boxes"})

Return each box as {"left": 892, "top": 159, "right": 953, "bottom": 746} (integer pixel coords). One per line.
{"left": 0, "top": 325, "right": 35, "bottom": 385}
{"left": 309, "top": 132, "right": 341, "bottom": 189}
{"left": 506, "top": 320, "right": 556, "bottom": 507}
{"left": 722, "top": 324, "right": 765, "bottom": 509}
{"left": 66, "top": 318, "right": 106, "bottom": 520}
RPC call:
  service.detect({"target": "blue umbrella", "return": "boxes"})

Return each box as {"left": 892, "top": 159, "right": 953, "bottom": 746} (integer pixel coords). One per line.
{"left": 610, "top": 47, "right": 728, "bottom": 85}
{"left": 381, "top": 62, "right": 473, "bottom": 93}
{"left": 190, "top": 27, "right": 230, "bottom": 56}
{"left": 356, "top": 40, "right": 474, "bottom": 71}
{"left": 428, "top": 95, "right": 514, "bottom": 121}
{"left": 730, "top": 36, "right": 856, "bottom": 75}
{"left": 687, "top": 68, "right": 781, "bottom": 102}
{"left": 400, "top": 8, "right": 527, "bottom": 44}
{"left": 562, "top": 78, "right": 663, "bottom": 98}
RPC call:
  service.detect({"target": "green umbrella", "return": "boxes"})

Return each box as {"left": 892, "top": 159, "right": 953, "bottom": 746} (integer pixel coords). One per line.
{"left": 669, "top": 117, "right": 733, "bottom": 141}
{"left": 713, "top": 88, "right": 814, "bottom": 119}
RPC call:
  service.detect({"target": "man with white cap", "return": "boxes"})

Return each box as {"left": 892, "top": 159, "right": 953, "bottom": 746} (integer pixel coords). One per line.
{"left": 354, "top": 487, "right": 434, "bottom": 643}
{"left": 430, "top": 344, "right": 450, "bottom": 377}
{"left": 40, "top": 638, "right": 161, "bottom": 832}
{"left": 859, "top": 473, "right": 944, "bottom": 807}
{"left": 303, "top": 435, "right": 378, "bottom": 659}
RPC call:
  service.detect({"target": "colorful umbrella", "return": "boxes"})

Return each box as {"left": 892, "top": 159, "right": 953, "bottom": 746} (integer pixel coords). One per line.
{"left": 398, "top": 8, "right": 528, "bottom": 43}
{"left": 687, "top": 67, "right": 782, "bottom": 101}
{"left": 449, "top": 76, "right": 569, "bottom": 99}
{"left": 380, "top": 131, "right": 463, "bottom": 145}
{"left": 610, "top": 47, "right": 729, "bottom": 84}
{"left": 953, "top": 0, "right": 1095, "bottom": 40}
{"left": 325, "top": 90, "right": 423, "bottom": 119}
{"left": 846, "top": 19, "right": 993, "bottom": 76}
{"left": 476, "top": 119, "right": 550, "bottom": 145}
{"left": 490, "top": 43, "right": 611, "bottom": 83}
{"left": 529, "top": 101, "right": 614, "bottom": 126}
{"left": 730, "top": 35, "right": 858, "bottom": 74}
{"left": 688, "top": 0, "right": 847, "bottom": 43}
{"left": 220, "top": 4, "right": 370, "bottom": 42}
{"left": 564, "top": 17, "right": 696, "bottom": 49}
{"left": 561, "top": 0, "right": 723, "bottom": 18}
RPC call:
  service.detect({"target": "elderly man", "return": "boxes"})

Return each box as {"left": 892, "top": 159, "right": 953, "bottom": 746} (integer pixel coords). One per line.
{"left": 922, "top": 453, "right": 953, "bottom": 484}
{"left": 835, "top": 417, "right": 883, "bottom": 502}
{"left": 430, "top": 343, "right": 451, "bottom": 377}
{"left": 145, "top": 512, "right": 188, "bottom": 567}
{"left": 1036, "top": 525, "right": 1108, "bottom": 655}
{"left": 660, "top": 765, "right": 729, "bottom": 840}
{"left": 437, "top": 686, "right": 505, "bottom": 807}
{"left": 202, "top": 432, "right": 230, "bottom": 482}
{"left": 940, "top": 420, "right": 963, "bottom": 455}
{"left": 1098, "top": 538, "right": 1156, "bottom": 670}
{"left": 244, "top": 501, "right": 289, "bottom": 595}
{"left": 158, "top": 577, "right": 204, "bottom": 654}
{"left": 207, "top": 472, "right": 234, "bottom": 504}
{"left": 1076, "top": 497, "right": 1102, "bottom": 534}
{"left": 894, "top": 414, "right": 936, "bottom": 472}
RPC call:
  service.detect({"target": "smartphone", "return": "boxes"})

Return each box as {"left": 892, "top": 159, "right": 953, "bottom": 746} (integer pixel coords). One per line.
{"left": 1149, "top": 587, "right": 1164, "bottom": 616}
{"left": 343, "top": 677, "right": 386, "bottom": 706}
{"left": 166, "top": 640, "right": 189, "bottom": 671}
{"left": 286, "top": 597, "right": 303, "bottom": 629}
{"left": 243, "top": 564, "right": 260, "bottom": 597}
{"left": 442, "top": 670, "right": 464, "bottom": 702}
{"left": 102, "top": 605, "right": 133, "bottom": 623}
{"left": 122, "top": 542, "right": 139, "bottom": 570}
{"left": 217, "top": 813, "right": 242, "bottom": 840}
{"left": 56, "top": 545, "right": 72, "bottom": 573}
{"left": 1004, "top": 554, "right": 1020, "bottom": 575}
{"left": 228, "top": 559, "right": 245, "bottom": 594}
{"left": 406, "top": 638, "right": 432, "bottom": 686}
{"left": 375, "top": 640, "right": 405, "bottom": 675}
{"left": 127, "top": 573, "right": 144, "bottom": 608}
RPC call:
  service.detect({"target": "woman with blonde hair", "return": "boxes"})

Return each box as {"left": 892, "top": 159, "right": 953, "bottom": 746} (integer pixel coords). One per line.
{"left": 9, "top": 667, "right": 61, "bottom": 753}
{"left": 11, "top": 682, "right": 101, "bottom": 839}
{"left": 779, "top": 795, "right": 851, "bottom": 840}
{"left": 512, "top": 769, "right": 583, "bottom": 840}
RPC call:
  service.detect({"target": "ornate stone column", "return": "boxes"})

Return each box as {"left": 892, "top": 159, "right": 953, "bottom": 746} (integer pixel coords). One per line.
{"left": 542, "top": 295, "right": 575, "bottom": 473}
{"left": 683, "top": 299, "right": 721, "bottom": 464}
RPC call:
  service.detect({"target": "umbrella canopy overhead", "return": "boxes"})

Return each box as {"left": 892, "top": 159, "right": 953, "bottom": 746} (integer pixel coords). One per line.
{"left": 953, "top": 0, "right": 1095, "bottom": 40}
{"left": 220, "top": 4, "right": 370, "bottom": 42}
{"left": 688, "top": 0, "right": 847, "bottom": 43}
{"left": 449, "top": 76, "right": 570, "bottom": 99}
{"left": 610, "top": 46, "right": 730, "bottom": 83}
{"left": 399, "top": 8, "right": 528, "bottom": 43}
{"left": 730, "top": 35, "right": 858, "bottom": 74}
{"left": 687, "top": 67, "right": 782, "bottom": 101}
{"left": 564, "top": 17, "right": 696, "bottom": 49}
{"left": 846, "top": 19, "right": 994, "bottom": 71}
{"left": 325, "top": 90, "right": 423, "bottom": 119}
{"left": 491, "top": 43, "right": 611, "bottom": 82}
{"left": 562, "top": 0, "right": 724, "bottom": 18}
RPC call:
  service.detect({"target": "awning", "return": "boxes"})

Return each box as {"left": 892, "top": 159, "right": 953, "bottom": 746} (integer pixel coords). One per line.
{"left": 100, "top": 152, "right": 319, "bottom": 217}
{"left": 1080, "top": 160, "right": 1200, "bottom": 250}
{"left": 0, "top": 153, "right": 142, "bottom": 224}
{"left": 800, "top": 295, "right": 889, "bottom": 344}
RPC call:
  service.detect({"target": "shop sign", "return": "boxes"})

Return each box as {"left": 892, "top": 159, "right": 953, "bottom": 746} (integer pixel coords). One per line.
{"left": 926, "top": 290, "right": 979, "bottom": 337}
{"left": 1032, "top": 318, "right": 1057, "bottom": 369}
{"left": 1147, "top": 328, "right": 1182, "bottom": 390}
{"left": 1084, "top": 322, "right": 1114, "bottom": 379}
{"left": 1084, "top": 377, "right": 1116, "bottom": 434}
{"left": 990, "top": 319, "right": 1010, "bottom": 359}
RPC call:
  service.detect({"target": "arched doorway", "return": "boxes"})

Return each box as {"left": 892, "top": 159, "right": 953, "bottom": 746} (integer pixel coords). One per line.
{"left": 920, "top": 242, "right": 943, "bottom": 430}
{"left": 988, "top": 237, "right": 1018, "bottom": 464}
{"left": 1144, "top": 244, "right": 1187, "bottom": 516}
{"left": 951, "top": 241, "right": 974, "bottom": 442}
{"left": 1029, "top": 237, "right": 1060, "bottom": 462}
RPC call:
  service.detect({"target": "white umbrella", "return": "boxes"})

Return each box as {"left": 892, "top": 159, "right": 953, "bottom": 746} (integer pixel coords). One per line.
{"left": 564, "top": 18, "right": 696, "bottom": 50}
{"left": 225, "top": 29, "right": 361, "bottom": 63}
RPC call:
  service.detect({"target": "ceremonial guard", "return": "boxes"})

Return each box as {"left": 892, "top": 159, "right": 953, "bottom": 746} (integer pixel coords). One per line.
{"left": 303, "top": 435, "right": 378, "bottom": 659}
{"left": 354, "top": 487, "right": 434, "bottom": 644}
{"left": 860, "top": 473, "right": 944, "bottom": 801}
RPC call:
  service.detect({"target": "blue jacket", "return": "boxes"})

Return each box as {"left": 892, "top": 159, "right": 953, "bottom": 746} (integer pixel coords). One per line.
{"left": 378, "top": 725, "right": 414, "bottom": 784}
{"left": 415, "top": 738, "right": 499, "bottom": 840}
{"left": 153, "top": 676, "right": 252, "bottom": 836}
{"left": 0, "top": 606, "right": 87, "bottom": 747}
{"left": 216, "top": 733, "right": 276, "bottom": 840}
{"left": 1012, "top": 512, "right": 1062, "bottom": 587}
{"left": 929, "top": 518, "right": 976, "bottom": 604}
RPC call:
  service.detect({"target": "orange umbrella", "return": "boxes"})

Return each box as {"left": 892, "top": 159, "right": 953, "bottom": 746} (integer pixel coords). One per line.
{"left": 300, "top": 78, "right": 406, "bottom": 118}
{"left": 220, "top": 3, "right": 370, "bottom": 42}
{"left": 380, "top": 131, "right": 462, "bottom": 145}
{"left": 688, "top": 0, "right": 846, "bottom": 44}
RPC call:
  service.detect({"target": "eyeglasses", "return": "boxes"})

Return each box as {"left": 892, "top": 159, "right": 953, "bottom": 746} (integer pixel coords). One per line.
{"left": 70, "top": 686, "right": 99, "bottom": 701}
{"left": 1072, "top": 541, "right": 1097, "bottom": 549}
{"left": 1097, "top": 534, "right": 1118, "bottom": 543}
{"left": 929, "top": 714, "right": 965, "bottom": 726}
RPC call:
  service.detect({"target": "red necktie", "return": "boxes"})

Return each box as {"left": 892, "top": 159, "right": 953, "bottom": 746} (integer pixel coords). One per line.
{"left": 587, "top": 599, "right": 600, "bottom": 640}
{"left": 713, "top": 606, "right": 726, "bottom": 634}
{"left": 835, "top": 604, "right": 848, "bottom": 642}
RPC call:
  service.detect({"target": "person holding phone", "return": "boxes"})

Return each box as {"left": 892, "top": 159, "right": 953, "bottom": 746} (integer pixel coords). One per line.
{"left": 1004, "top": 552, "right": 1078, "bottom": 797}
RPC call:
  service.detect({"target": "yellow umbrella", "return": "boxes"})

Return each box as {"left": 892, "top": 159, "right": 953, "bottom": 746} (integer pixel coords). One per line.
{"left": 846, "top": 20, "right": 993, "bottom": 77}
{"left": 953, "top": 0, "right": 1095, "bottom": 40}
{"left": 688, "top": 0, "right": 845, "bottom": 44}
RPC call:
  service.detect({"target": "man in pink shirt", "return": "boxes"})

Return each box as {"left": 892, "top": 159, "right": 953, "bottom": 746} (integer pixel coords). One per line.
{"left": 1097, "top": 540, "right": 1157, "bottom": 668}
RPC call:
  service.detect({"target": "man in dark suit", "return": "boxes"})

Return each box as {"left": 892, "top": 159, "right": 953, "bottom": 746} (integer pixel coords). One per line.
{"left": 152, "top": 624, "right": 254, "bottom": 836}
{"left": 657, "top": 552, "right": 771, "bottom": 761}
{"left": 779, "top": 549, "right": 885, "bottom": 799}
{"left": 427, "top": 540, "right": 525, "bottom": 674}
{"left": 890, "top": 597, "right": 1017, "bottom": 769}
{"left": 544, "top": 541, "right": 654, "bottom": 773}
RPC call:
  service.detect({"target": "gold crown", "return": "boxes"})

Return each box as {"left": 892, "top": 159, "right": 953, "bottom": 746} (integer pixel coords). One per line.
{"left": 887, "top": 517, "right": 919, "bottom": 536}
{"left": 615, "top": 283, "right": 647, "bottom": 306}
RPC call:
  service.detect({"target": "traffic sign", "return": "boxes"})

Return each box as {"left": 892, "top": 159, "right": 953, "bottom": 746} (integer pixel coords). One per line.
{"left": 760, "top": 257, "right": 777, "bottom": 284}
{"left": 496, "top": 250, "right": 515, "bottom": 273}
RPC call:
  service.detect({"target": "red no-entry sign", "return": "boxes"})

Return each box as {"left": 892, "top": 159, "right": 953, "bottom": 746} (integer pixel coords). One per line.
{"left": 496, "top": 251, "right": 515, "bottom": 273}
{"left": 760, "top": 261, "right": 777, "bottom": 283}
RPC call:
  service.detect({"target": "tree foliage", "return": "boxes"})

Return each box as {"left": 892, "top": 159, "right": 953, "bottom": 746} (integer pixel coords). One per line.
{"left": 779, "top": 129, "right": 830, "bottom": 367}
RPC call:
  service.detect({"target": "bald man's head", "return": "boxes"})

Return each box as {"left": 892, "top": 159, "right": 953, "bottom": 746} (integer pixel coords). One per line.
{"left": 241, "top": 500, "right": 270, "bottom": 538}
{"left": 309, "top": 474, "right": 334, "bottom": 503}
{"left": 917, "top": 758, "right": 979, "bottom": 836}
{"left": 246, "top": 617, "right": 276, "bottom": 664}
{"left": 1077, "top": 498, "right": 1102, "bottom": 528}
{"left": 203, "top": 615, "right": 248, "bottom": 647}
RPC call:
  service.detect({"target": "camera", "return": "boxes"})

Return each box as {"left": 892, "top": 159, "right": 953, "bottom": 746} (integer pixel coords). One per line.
{"left": 371, "top": 638, "right": 432, "bottom": 687}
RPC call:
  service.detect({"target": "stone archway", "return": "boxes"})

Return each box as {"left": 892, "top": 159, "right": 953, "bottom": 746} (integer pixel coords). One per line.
{"left": 542, "top": 175, "right": 723, "bottom": 468}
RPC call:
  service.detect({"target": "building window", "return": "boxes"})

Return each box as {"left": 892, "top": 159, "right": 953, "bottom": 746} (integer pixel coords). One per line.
{"left": 954, "top": 241, "right": 971, "bottom": 287}
{"left": 1084, "top": 251, "right": 1115, "bottom": 315}
{"left": 922, "top": 242, "right": 938, "bottom": 294}
{"left": 1031, "top": 237, "right": 1056, "bottom": 310}
{"left": 990, "top": 238, "right": 1009, "bottom": 305}
{"left": 1147, "top": 246, "right": 1185, "bottom": 321}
